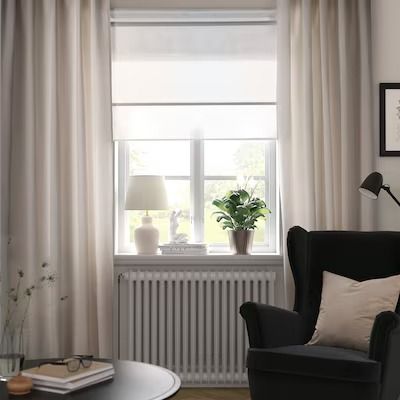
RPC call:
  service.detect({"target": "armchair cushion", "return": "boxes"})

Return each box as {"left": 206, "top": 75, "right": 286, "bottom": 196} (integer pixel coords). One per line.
{"left": 308, "top": 271, "right": 400, "bottom": 351}
{"left": 247, "top": 345, "right": 381, "bottom": 383}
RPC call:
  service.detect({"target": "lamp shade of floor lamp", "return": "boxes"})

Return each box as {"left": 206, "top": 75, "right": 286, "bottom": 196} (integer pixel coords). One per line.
{"left": 359, "top": 172, "right": 400, "bottom": 207}
{"left": 125, "top": 175, "right": 168, "bottom": 254}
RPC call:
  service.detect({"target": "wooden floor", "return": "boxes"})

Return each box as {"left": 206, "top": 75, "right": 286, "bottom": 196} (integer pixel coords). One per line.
{"left": 171, "top": 388, "right": 250, "bottom": 400}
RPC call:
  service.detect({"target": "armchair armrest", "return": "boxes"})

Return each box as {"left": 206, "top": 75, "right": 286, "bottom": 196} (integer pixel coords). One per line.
{"left": 240, "top": 302, "right": 305, "bottom": 348}
{"left": 369, "top": 311, "right": 400, "bottom": 362}
{"left": 369, "top": 311, "right": 400, "bottom": 400}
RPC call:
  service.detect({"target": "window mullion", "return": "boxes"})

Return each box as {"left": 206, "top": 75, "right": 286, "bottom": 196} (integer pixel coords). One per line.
{"left": 190, "top": 139, "right": 204, "bottom": 242}
{"left": 117, "top": 141, "right": 130, "bottom": 253}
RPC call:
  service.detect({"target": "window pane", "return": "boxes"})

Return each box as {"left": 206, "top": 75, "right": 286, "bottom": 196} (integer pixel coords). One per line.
{"left": 128, "top": 180, "right": 190, "bottom": 245}
{"left": 129, "top": 141, "right": 190, "bottom": 176}
{"left": 204, "top": 180, "right": 266, "bottom": 245}
{"left": 204, "top": 140, "right": 266, "bottom": 176}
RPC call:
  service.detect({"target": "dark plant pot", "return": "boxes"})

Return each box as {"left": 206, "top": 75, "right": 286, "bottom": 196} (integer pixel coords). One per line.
{"left": 228, "top": 230, "right": 254, "bottom": 255}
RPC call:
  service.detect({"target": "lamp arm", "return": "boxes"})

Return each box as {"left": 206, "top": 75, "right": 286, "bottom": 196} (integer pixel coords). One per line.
{"left": 382, "top": 185, "right": 400, "bottom": 207}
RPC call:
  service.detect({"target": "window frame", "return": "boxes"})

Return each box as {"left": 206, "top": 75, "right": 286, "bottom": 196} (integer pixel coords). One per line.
{"left": 115, "top": 139, "right": 279, "bottom": 254}
{"left": 112, "top": 10, "right": 279, "bottom": 255}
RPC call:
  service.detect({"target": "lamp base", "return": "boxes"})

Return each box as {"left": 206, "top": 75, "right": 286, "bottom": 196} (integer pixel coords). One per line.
{"left": 134, "top": 216, "right": 159, "bottom": 255}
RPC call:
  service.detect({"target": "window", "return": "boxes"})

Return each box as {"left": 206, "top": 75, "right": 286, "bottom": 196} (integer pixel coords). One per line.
{"left": 112, "top": 10, "right": 278, "bottom": 254}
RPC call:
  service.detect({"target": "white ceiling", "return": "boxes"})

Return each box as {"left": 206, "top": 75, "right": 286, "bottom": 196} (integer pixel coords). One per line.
{"left": 111, "top": 0, "right": 276, "bottom": 9}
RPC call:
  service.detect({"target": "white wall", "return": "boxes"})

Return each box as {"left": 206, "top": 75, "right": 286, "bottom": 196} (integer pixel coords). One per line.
{"left": 372, "top": 0, "right": 400, "bottom": 230}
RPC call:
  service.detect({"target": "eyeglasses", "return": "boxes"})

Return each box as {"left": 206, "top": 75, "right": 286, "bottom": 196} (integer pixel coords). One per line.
{"left": 39, "top": 355, "right": 93, "bottom": 372}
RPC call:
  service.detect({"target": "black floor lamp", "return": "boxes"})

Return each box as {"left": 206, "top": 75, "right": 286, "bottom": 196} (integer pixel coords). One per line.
{"left": 359, "top": 172, "right": 400, "bottom": 207}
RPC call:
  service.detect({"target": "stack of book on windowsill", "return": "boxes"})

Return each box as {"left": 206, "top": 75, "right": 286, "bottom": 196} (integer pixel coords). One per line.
{"left": 22, "top": 361, "right": 114, "bottom": 394}
{"left": 159, "top": 243, "right": 208, "bottom": 255}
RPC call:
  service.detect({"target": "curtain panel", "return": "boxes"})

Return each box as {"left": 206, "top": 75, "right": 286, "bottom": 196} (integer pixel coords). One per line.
{"left": 0, "top": 0, "right": 9, "bottom": 331}
{"left": 278, "top": 0, "right": 375, "bottom": 307}
{"left": 1, "top": 0, "right": 113, "bottom": 358}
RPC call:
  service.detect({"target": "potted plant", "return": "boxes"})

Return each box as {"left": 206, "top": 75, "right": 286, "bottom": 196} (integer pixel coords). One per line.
{"left": 212, "top": 188, "right": 271, "bottom": 255}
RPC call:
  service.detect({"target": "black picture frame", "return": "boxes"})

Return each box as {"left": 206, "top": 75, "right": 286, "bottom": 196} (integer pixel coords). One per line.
{"left": 380, "top": 82, "right": 400, "bottom": 156}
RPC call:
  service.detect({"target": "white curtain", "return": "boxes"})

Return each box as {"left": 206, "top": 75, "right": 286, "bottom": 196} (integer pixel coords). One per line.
{"left": 0, "top": 0, "right": 8, "bottom": 330}
{"left": 1, "top": 0, "right": 113, "bottom": 357}
{"left": 277, "top": 0, "right": 375, "bottom": 307}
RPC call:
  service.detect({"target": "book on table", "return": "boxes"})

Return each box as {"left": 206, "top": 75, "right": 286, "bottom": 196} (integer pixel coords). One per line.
{"left": 22, "top": 361, "right": 114, "bottom": 394}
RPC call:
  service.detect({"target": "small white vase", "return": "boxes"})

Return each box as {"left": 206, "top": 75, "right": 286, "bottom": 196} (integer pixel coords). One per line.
{"left": 134, "top": 216, "right": 159, "bottom": 255}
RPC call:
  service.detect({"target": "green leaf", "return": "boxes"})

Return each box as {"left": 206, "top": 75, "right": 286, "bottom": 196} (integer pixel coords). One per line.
{"left": 216, "top": 215, "right": 232, "bottom": 223}
{"left": 238, "top": 189, "right": 250, "bottom": 203}
{"left": 212, "top": 211, "right": 229, "bottom": 217}
{"left": 212, "top": 199, "right": 228, "bottom": 212}
{"left": 222, "top": 221, "right": 234, "bottom": 230}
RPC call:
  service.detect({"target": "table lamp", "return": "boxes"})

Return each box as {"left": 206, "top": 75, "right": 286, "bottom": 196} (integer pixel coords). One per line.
{"left": 125, "top": 175, "right": 168, "bottom": 254}
{"left": 359, "top": 172, "right": 400, "bottom": 207}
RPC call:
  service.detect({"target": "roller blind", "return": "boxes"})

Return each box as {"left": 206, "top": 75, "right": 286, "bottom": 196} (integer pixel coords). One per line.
{"left": 111, "top": 1, "right": 277, "bottom": 9}
{"left": 111, "top": 13, "right": 276, "bottom": 140}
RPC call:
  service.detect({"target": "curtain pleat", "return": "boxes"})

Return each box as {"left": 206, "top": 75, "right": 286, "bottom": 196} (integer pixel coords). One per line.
{"left": 278, "top": 0, "right": 375, "bottom": 308}
{"left": 1, "top": 0, "right": 112, "bottom": 358}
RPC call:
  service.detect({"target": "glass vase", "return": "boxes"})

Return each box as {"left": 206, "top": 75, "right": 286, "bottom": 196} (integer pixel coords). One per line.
{"left": 0, "top": 325, "right": 24, "bottom": 381}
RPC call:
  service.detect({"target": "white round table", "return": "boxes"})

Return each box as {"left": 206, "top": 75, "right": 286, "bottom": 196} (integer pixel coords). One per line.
{"left": 114, "top": 360, "right": 181, "bottom": 400}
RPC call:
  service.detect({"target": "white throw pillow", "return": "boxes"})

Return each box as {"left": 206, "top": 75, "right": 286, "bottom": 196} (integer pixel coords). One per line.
{"left": 308, "top": 271, "right": 400, "bottom": 352}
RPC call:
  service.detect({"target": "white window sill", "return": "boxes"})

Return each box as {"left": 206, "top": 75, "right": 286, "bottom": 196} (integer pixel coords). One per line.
{"left": 114, "top": 252, "right": 283, "bottom": 266}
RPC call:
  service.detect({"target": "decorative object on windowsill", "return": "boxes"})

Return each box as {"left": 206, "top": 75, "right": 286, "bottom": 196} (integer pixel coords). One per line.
{"left": 212, "top": 186, "right": 271, "bottom": 255}
{"left": 0, "top": 262, "right": 68, "bottom": 381}
{"left": 169, "top": 209, "right": 189, "bottom": 244}
{"left": 125, "top": 175, "right": 168, "bottom": 255}
{"left": 359, "top": 171, "right": 400, "bottom": 207}
{"left": 159, "top": 243, "right": 207, "bottom": 255}
{"left": 379, "top": 83, "right": 400, "bottom": 156}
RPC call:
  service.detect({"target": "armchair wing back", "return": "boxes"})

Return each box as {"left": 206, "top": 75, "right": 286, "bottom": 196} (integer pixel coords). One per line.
{"left": 288, "top": 226, "right": 400, "bottom": 341}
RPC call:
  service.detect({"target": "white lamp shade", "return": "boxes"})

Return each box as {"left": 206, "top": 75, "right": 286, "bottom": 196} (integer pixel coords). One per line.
{"left": 125, "top": 175, "right": 168, "bottom": 210}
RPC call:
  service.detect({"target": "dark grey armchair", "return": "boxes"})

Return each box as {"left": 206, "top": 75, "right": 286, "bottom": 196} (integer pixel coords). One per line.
{"left": 240, "top": 226, "right": 400, "bottom": 400}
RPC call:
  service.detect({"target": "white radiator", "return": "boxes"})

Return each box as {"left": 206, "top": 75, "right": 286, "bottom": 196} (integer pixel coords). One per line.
{"left": 117, "top": 269, "right": 276, "bottom": 386}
